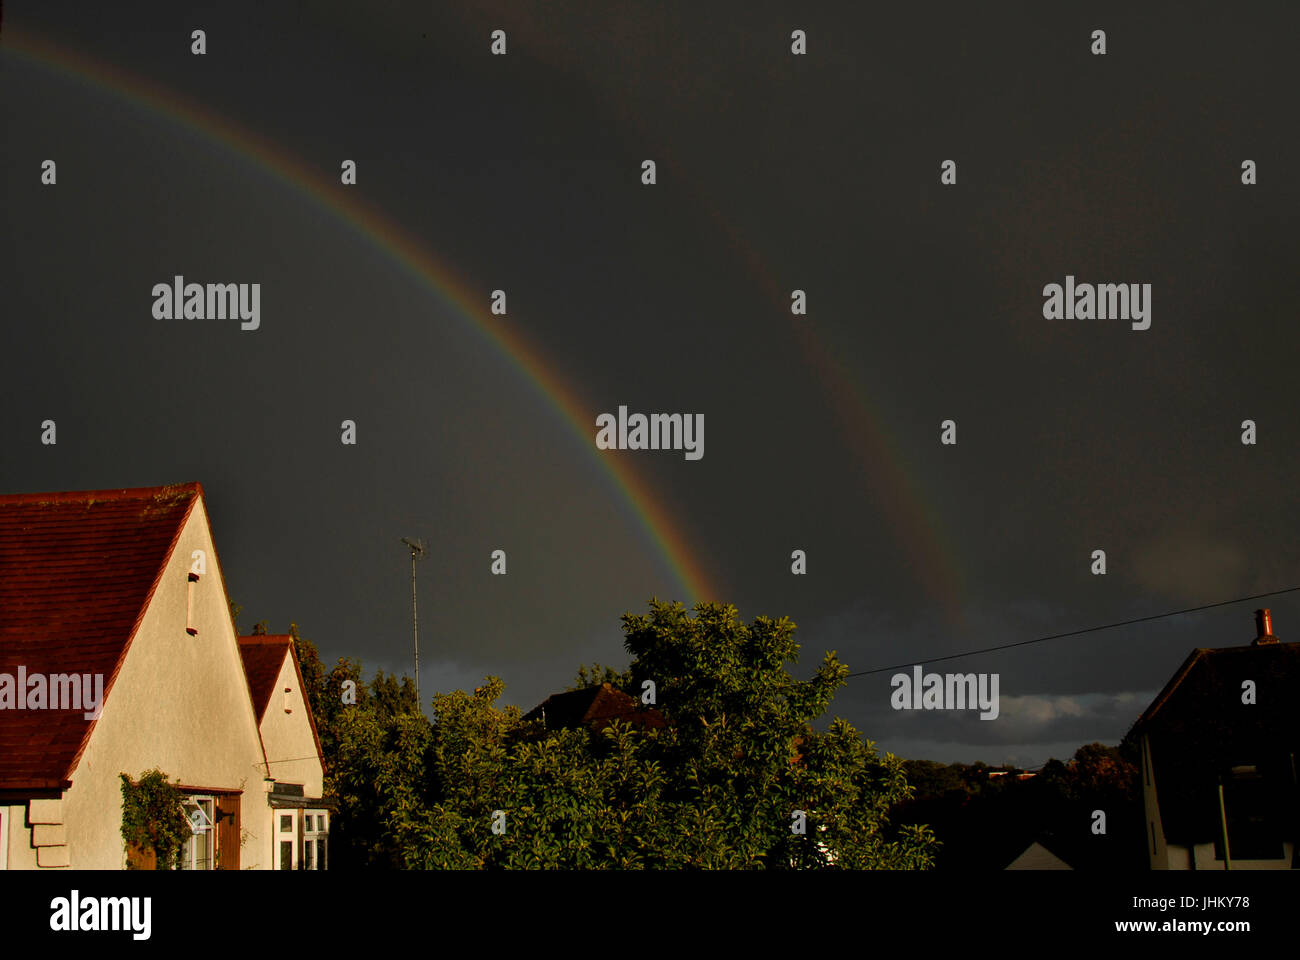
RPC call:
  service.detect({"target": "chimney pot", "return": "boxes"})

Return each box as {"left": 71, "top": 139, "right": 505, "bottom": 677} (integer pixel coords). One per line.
{"left": 1253, "top": 608, "right": 1279, "bottom": 645}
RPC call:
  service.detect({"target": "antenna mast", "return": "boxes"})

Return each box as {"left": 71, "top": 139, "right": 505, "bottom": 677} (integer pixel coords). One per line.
{"left": 400, "top": 537, "right": 427, "bottom": 707}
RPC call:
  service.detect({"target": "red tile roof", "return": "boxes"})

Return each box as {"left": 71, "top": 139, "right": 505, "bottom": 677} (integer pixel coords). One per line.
{"left": 237, "top": 636, "right": 292, "bottom": 721}
{"left": 0, "top": 484, "right": 201, "bottom": 789}
{"left": 523, "top": 682, "right": 666, "bottom": 732}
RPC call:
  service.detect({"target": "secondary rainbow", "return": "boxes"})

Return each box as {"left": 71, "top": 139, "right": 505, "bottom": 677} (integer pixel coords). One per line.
{"left": 655, "top": 154, "right": 968, "bottom": 625}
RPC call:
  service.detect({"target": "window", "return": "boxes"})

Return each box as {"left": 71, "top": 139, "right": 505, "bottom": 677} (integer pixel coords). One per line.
{"left": 303, "top": 809, "right": 329, "bottom": 871}
{"left": 280, "top": 814, "right": 292, "bottom": 832}
{"left": 1215, "top": 766, "right": 1286, "bottom": 861}
{"left": 280, "top": 840, "right": 292, "bottom": 870}
{"left": 180, "top": 797, "right": 215, "bottom": 870}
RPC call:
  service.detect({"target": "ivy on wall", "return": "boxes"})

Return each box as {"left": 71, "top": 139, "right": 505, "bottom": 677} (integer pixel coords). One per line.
{"left": 119, "top": 769, "right": 190, "bottom": 870}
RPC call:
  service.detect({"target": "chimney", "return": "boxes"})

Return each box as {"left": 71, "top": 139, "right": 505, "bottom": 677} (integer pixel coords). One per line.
{"left": 1252, "top": 608, "right": 1279, "bottom": 646}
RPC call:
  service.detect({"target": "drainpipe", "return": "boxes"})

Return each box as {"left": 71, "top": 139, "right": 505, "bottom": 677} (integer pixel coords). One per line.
{"left": 1217, "top": 779, "right": 1231, "bottom": 871}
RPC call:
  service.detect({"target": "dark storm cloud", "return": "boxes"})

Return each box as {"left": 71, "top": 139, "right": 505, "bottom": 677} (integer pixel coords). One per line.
{"left": 3, "top": 0, "right": 1299, "bottom": 761}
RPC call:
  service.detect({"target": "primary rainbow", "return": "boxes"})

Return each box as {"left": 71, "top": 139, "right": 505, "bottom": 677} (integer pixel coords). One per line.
{"left": 4, "top": 26, "right": 717, "bottom": 605}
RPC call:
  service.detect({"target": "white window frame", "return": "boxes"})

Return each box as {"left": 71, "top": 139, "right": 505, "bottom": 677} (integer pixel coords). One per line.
{"left": 302, "top": 809, "right": 329, "bottom": 870}
{"left": 278, "top": 810, "right": 297, "bottom": 870}
{"left": 180, "top": 795, "right": 215, "bottom": 870}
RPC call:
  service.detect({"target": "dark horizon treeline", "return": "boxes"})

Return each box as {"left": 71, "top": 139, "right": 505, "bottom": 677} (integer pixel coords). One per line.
{"left": 893, "top": 744, "right": 1146, "bottom": 870}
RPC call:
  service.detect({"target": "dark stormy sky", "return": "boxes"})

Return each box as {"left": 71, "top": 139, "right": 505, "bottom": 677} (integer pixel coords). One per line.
{"left": 4, "top": 1, "right": 1299, "bottom": 767}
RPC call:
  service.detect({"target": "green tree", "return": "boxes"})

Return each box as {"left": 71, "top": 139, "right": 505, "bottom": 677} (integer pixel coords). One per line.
{"left": 322, "top": 599, "right": 936, "bottom": 869}
{"left": 370, "top": 669, "right": 420, "bottom": 719}
{"left": 569, "top": 662, "right": 633, "bottom": 691}
{"left": 329, "top": 704, "right": 435, "bottom": 868}
{"left": 620, "top": 599, "right": 934, "bottom": 868}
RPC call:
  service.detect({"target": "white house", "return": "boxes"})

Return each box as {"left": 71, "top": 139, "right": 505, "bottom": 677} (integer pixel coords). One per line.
{"left": 0, "top": 482, "right": 330, "bottom": 869}
{"left": 1130, "top": 609, "right": 1299, "bottom": 870}
{"left": 237, "top": 634, "right": 331, "bottom": 870}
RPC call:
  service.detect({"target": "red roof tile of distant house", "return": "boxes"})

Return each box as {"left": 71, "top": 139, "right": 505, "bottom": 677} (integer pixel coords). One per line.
{"left": 524, "top": 682, "right": 666, "bottom": 733}
{"left": 237, "top": 636, "right": 295, "bottom": 722}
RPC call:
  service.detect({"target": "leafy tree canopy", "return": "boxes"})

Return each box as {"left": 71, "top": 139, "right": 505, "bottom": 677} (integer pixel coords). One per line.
{"left": 262, "top": 600, "right": 938, "bottom": 869}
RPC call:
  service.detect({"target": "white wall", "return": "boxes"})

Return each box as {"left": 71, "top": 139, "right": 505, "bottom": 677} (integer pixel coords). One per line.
{"left": 258, "top": 653, "right": 324, "bottom": 800}
{"left": 58, "top": 499, "right": 273, "bottom": 868}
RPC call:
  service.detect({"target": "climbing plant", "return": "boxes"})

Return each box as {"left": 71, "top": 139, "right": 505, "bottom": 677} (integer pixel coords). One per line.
{"left": 120, "top": 769, "right": 190, "bottom": 870}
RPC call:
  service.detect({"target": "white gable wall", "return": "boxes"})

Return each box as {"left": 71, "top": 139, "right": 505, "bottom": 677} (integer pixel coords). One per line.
{"left": 259, "top": 653, "right": 324, "bottom": 800}
{"left": 60, "top": 499, "right": 273, "bottom": 868}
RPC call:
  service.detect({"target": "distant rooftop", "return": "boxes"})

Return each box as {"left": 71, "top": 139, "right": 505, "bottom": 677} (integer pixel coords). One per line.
{"left": 523, "top": 682, "right": 665, "bottom": 733}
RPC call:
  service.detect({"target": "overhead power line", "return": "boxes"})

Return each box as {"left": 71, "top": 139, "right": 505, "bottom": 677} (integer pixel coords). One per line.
{"left": 842, "top": 584, "right": 1300, "bottom": 679}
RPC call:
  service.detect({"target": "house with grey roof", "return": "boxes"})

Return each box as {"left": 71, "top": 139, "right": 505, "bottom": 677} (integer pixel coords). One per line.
{"left": 1128, "top": 609, "right": 1300, "bottom": 870}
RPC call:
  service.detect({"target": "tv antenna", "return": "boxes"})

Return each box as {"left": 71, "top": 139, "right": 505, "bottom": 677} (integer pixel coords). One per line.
{"left": 400, "top": 537, "right": 427, "bottom": 706}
